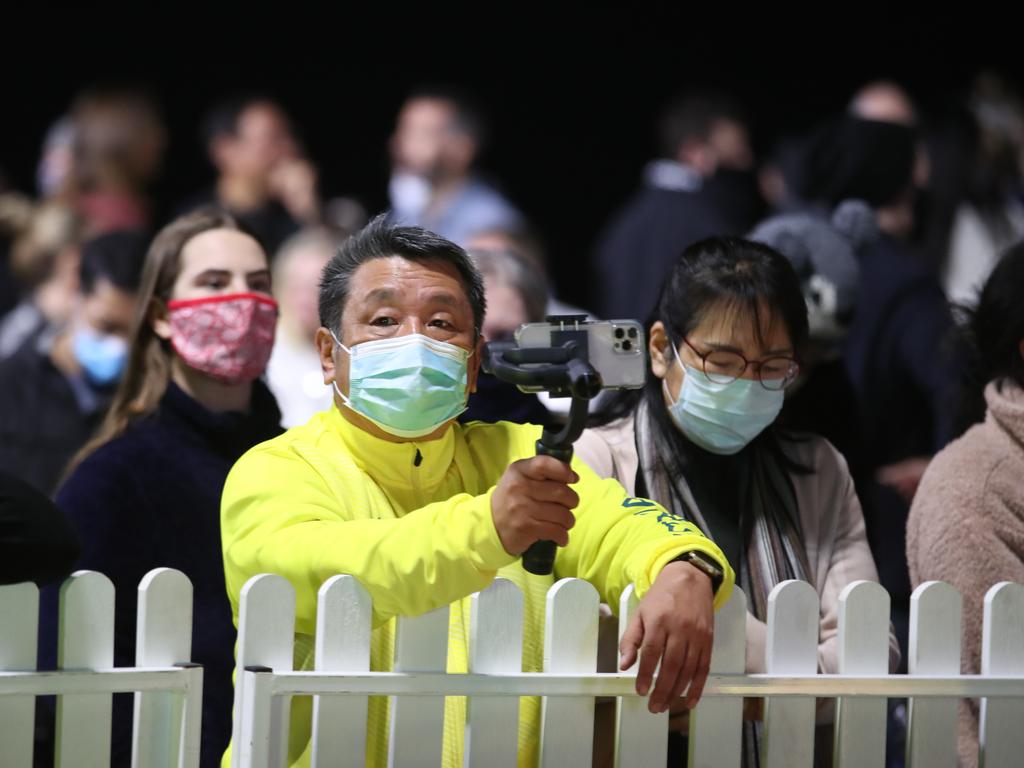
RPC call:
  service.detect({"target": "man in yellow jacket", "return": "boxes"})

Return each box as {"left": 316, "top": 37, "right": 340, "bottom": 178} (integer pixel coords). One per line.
{"left": 220, "top": 216, "right": 734, "bottom": 767}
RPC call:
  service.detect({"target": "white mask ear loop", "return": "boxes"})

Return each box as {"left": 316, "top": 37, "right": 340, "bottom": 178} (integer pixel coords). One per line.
{"left": 329, "top": 329, "right": 354, "bottom": 406}
{"left": 662, "top": 337, "right": 685, "bottom": 406}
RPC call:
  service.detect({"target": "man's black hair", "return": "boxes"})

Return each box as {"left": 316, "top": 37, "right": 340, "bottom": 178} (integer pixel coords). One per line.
{"left": 319, "top": 215, "right": 486, "bottom": 337}
{"left": 80, "top": 229, "right": 149, "bottom": 294}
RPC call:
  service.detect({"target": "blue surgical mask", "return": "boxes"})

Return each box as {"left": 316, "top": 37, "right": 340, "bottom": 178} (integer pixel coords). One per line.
{"left": 331, "top": 331, "right": 472, "bottom": 438}
{"left": 664, "top": 345, "right": 784, "bottom": 455}
{"left": 72, "top": 327, "right": 128, "bottom": 386}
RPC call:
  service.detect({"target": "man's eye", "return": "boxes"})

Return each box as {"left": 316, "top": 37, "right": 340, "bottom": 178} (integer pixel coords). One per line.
{"left": 429, "top": 319, "right": 454, "bottom": 329}
{"left": 371, "top": 317, "right": 396, "bottom": 326}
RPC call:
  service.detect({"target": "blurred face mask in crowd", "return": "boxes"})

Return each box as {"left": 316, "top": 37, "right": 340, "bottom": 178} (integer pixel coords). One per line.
{"left": 331, "top": 331, "right": 471, "bottom": 438}
{"left": 167, "top": 293, "right": 278, "bottom": 385}
{"left": 72, "top": 326, "right": 127, "bottom": 385}
{"left": 70, "top": 276, "right": 137, "bottom": 386}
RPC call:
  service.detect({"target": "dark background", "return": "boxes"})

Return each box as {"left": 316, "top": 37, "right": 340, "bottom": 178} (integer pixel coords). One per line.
{"left": 1, "top": 9, "right": 1017, "bottom": 306}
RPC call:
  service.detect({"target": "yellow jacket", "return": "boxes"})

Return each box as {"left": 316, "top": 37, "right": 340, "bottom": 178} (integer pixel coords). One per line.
{"left": 220, "top": 406, "right": 734, "bottom": 767}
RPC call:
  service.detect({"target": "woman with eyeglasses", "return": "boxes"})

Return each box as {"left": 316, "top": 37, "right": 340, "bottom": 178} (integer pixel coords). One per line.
{"left": 577, "top": 235, "right": 896, "bottom": 762}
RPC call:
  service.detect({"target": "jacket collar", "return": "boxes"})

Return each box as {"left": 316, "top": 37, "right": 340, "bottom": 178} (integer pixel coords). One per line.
{"left": 326, "top": 404, "right": 457, "bottom": 495}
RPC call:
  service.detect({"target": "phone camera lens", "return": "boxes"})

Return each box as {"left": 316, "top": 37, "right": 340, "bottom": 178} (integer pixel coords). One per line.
{"left": 628, "top": 328, "right": 638, "bottom": 339}
{"left": 622, "top": 340, "right": 632, "bottom": 351}
{"left": 614, "top": 327, "right": 625, "bottom": 339}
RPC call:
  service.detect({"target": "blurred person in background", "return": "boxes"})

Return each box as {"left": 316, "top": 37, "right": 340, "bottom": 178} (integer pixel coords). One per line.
{"left": 465, "top": 225, "right": 595, "bottom": 319}
{"left": 63, "top": 88, "right": 166, "bottom": 235}
{"left": 943, "top": 73, "right": 1024, "bottom": 307}
{"left": 751, "top": 200, "right": 877, "bottom": 490}
{"left": 907, "top": 241, "right": 1024, "bottom": 768}
{"left": 462, "top": 244, "right": 553, "bottom": 426}
{"left": 41, "top": 208, "right": 282, "bottom": 768}
{"left": 183, "top": 94, "right": 320, "bottom": 255}
{"left": 0, "top": 228, "right": 146, "bottom": 495}
{"left": 592, "top": 91, "right": 761, "bottom": 321}
{"left": 36, "top": 116, "right": 76, "bottom": 202}
{"left": 388, "top": 86, "right": 522, "bottom": 244}
{"left": 803, "top": 111, "right": 964, "bottom": 670}
{"left": 0, "top": 199, "right": 83, "bottom": 359}
{"left": 266, "top": 227, "right": 339, "bottom": 427}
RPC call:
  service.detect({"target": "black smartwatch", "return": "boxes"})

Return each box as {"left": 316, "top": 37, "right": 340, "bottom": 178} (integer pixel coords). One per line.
{"left": 672, "top": 550, "right": 725, "bottom": 594}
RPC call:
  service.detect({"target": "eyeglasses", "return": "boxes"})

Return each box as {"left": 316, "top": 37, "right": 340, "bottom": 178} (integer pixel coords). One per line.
{"left": 679, "top": 337, "right": 800, "bottom": 391}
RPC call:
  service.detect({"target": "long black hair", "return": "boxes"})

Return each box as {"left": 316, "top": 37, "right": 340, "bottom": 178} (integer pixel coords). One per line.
{"left": 955, "top": 241, "right": 1024, "bottom": 434}
{"left": 592, "top": 235, "right": 809, "bottom": 436}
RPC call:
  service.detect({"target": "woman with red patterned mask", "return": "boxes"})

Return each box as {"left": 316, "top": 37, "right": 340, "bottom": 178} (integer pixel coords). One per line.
{"left": 51, "top": 208, "right": 283, "bottom": 768}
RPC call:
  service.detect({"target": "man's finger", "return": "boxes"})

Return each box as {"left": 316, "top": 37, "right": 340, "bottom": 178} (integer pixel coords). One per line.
{"left": 669, "top": 640, "right": 702, "bottom": 713}
{"left": 524, "top": 480, "right": 581, "bottom": 509}
{"left": 635, "top": 633, "right": 664, "bottom": 699}
{"left": 619, "top": 614, "right": 644, "bottom": 672}
{"left": 519, "top": 456, "right": 579, "bottom": 484}
{"left": 649, "top": 634, "right": 686, "bottom": 713}
{"left": 528, "top": 503, "right": 576, "bottom": 531}
{"left": 684, "top": 646, "right": 712, "bottom": 710}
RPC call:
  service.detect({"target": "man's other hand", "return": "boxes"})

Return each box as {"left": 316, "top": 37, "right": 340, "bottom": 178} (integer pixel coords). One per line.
{"left": 619, "top": 560, "right": 715, "bottom": 713}
{"left": 491, "top": 456, "right": 579, "bottom": 556}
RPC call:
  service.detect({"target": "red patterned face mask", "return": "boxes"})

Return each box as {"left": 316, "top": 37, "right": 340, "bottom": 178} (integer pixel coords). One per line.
{"left": 167, "top": 293, "right": 278, "bottom": 385}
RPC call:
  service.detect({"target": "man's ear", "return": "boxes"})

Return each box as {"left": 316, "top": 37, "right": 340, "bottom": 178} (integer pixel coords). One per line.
{"left": 316, "top": 327, "right": 337, "bottom": 385}
{"left": 649, "top": 321, "right": 671, "bottom": 380}
{"left": 467, "top": 334, "right": 485, "bottom": 394}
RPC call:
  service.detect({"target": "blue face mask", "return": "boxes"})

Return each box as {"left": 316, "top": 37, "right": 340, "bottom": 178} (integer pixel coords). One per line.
{"left": 72, "top": 327, "right": 128, "bottom": 386}
{"left": 664, "top": 345, "right": 784, "bottom": 455}
{"left": 331, "top": 331, "right": 472, "bottom": 438}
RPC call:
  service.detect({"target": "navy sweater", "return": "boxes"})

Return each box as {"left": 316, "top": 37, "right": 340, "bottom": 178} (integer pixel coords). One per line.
{"left": 40, "top": 380, "right": 282, "bottom": 767}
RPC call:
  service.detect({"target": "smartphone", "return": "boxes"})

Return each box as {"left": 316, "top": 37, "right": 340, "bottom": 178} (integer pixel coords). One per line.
{"left": 513, "top": 316, "right": 646, "bottom": 392}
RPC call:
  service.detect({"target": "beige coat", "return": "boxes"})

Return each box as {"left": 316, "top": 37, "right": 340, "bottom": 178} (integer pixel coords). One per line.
{"left": 575, "top": 414, "right": 900, "bottom": 675}
{"left": 907, "top": 380, "right": 1024, "bottom": 768}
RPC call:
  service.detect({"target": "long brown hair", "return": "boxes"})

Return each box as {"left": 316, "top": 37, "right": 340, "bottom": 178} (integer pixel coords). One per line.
{"left": 68, "top": 207, "right": 254, "bottom": 472}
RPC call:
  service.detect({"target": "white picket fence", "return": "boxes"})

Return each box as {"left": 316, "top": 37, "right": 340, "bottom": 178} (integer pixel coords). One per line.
{"left": 232, "top": 575, "right": 1024, "bottom": 768}
{"left": 0, "top": 568, "right": 202, "bottom": 768}
{"left": 3, "top": 571, "right": 1024, "bottom": 768}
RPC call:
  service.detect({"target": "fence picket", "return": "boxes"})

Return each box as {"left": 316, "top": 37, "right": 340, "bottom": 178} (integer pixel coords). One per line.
{"left": 465, "top": 578, "right": 523, "bottom": 768}
{"left": 979, "top": 582, "right": 1024, "bottom": 767}
{"left": 132, "top": 568, "right": 194, "bottom": 768}
{"left": 906, "top": 581, "right": 960, "bottom": 768}
{"left": 56, "top": 571, "right": 115, "bottom": 768}
{"left": 763, "top": 580, "right": 818, "bottom": 768}
{"left": 834, "top": 581, "right": 889, "bottom": 768}
{"left": 0, "top": 582, "right": 39, "bottom": 767}
{"left": 235, "top": 574, "right": 296, "bottom": 768}
{"left": 310, "top": 575, "right": 373, "bottom": 768}
{"left": 388, "top": 604, "right": 450, "bottom": 767}
{"left": 540, "top": 578, "right": 599, "bottom": 768}
{"left": 689, "top": 586, "right": 747, "bottom": 768}
{"left": 612, "top": 584, "right": 667, "bottom": 768}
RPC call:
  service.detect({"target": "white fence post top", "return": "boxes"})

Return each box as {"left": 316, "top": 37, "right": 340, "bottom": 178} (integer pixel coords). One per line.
{"left": 983, "top": 582, "right": 1024, "bottom": 675}
{"left": 136, "top": 567, "right": 193, "bottom": 666}
{"left": 237, "top": 574, "right": 296, "bottom": 670}
{"left": 766, "top": 579, "right": 818, "bottom": 675}
{"left": 909, "top": 581, "right": 962, "bottom": 675}
{"left": 0, "top": 582, "right": 39, "bottom": 669}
